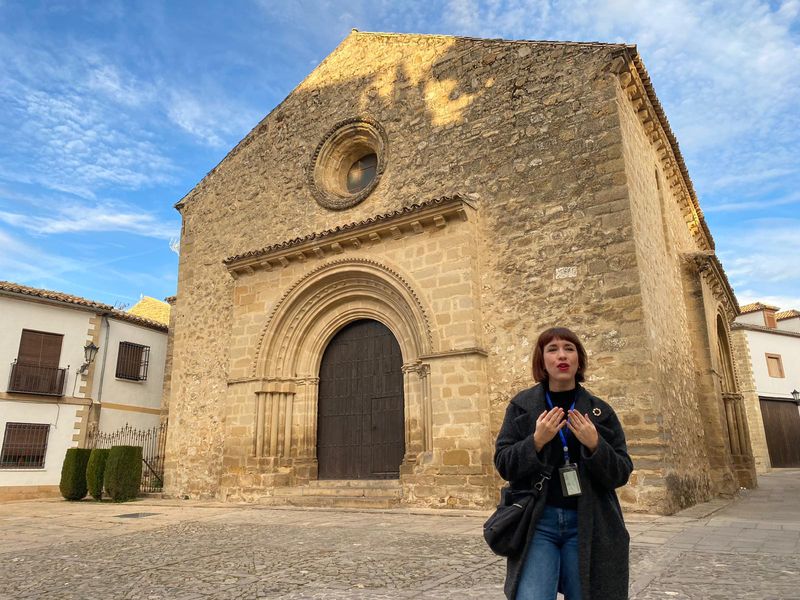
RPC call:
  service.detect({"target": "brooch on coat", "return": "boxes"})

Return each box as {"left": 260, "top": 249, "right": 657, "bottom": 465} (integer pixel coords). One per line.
{"left": 592, "top": 407, "right": 601, "bottom": 416}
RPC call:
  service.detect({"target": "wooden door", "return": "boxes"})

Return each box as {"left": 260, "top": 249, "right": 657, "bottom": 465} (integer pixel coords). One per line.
{"left": 759, "top": 398, "right": 800, "bottom": 468}
{"left": 317, "top": 319, "right": 404, "bottom": 479}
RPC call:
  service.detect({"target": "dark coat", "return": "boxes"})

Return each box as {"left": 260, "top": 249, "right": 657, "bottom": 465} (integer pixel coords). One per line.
{"left": 494, "top": 383, "right": 633, "bottom": 600}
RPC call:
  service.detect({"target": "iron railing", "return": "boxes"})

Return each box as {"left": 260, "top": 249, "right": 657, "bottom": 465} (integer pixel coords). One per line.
{"left": 0, "top": 422, "right": 50, "bottom": 468}
{"left": 87, "top": 422, "right": 168, "bottom": 493}
{"left": 7, "top": 361, "right": 67, "bottom": 396}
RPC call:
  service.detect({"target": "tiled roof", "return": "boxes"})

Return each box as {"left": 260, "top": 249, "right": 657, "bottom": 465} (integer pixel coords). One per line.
{"left": 776, "top": 309, "right": 800, "bottom": 320}
{"left": 739, "top": 302, "right": 780, "bottom": 314}
{"left": 129, "top": 296, "right": 171, "bottom": 326}
{"left": 0, "top": 281, "right": 167, "bottom": 332}
{"left": 0, "top": 280, "right": 114, "bottom": 311}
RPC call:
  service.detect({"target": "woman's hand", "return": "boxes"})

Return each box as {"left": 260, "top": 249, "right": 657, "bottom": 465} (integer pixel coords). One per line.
{"left": 533, "top": 407, "right": 566, "bottom": 452}
{"left": 567, "top": 409, "right": 599, "bottom": 453}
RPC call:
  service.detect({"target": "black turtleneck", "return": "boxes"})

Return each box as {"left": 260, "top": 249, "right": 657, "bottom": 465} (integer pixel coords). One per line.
{"left": 543, "top": 384, "right": 581, "bottom": 510}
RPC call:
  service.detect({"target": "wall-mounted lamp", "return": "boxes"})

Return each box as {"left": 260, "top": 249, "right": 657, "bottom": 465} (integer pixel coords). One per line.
{"left": 78, "top": 341, "right": 99, "bottom": 374}
{"left": 792, "top": 389, "right": 799, "bottom": 403}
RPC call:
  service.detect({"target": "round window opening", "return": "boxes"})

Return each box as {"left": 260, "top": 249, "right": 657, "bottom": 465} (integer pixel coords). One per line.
{"left": 347, "top": 152, "right": 377, "bottom": 193}
{"left": 308, "top": 118, "right": 388, "bottom": 210}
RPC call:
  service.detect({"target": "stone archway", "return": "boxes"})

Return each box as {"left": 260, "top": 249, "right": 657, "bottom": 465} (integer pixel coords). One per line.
{"left": 250, "top": 259, "right": 435, "bottom": 482}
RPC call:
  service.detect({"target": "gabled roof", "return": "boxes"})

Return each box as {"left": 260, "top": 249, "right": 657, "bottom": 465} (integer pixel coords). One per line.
{"left": 129, "top": 296, "right": 171, "bottom": 326}
{"left": 0, "top": 281, "right": 167, "bottom": 332}
{"left": 739, "top": 302, "right": 780, "bottom": 314}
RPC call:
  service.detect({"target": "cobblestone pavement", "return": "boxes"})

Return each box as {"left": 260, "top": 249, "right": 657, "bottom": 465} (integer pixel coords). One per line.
{"left": 2, "top": 469, "right": 799, "bottom": 599}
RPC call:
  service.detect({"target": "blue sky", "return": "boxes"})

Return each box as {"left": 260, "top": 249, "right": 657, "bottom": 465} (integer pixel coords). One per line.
{"left": 1, "top": 0, "right": 798, "bottom": 310}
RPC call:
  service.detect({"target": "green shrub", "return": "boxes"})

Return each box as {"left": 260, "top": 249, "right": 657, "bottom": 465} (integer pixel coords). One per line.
{"left": 59, "top": 448, "right": 92, "bottom": 501}
{"left": 86, "top": 448, "right": 110, "bottom": 500}
{"left": 104, "top": 445, "right": 142, "bottom": 502}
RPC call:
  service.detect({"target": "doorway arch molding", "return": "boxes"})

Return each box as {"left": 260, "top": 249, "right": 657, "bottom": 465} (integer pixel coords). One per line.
{"left": 253, "top": 257, "right": 435, "bottom": 379}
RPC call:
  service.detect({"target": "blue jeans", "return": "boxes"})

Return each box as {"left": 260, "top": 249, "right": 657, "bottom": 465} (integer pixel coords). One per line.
{"left": 517, "top": 505, "right": 581, "bottom": 600}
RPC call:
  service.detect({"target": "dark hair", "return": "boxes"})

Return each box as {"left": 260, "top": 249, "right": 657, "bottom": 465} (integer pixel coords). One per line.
{"left": 532, "top": 327, "right": 588, "bottom": 383}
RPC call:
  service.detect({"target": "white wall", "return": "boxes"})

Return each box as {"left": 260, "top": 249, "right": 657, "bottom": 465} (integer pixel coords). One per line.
{"left": 0, "top": 399, "right": 81, "bottom": 485}
{"left": 742, "top": 328, "right": 800, "bottom": 399}
{"left": 737, "top": 311, "right": 767, "bottom": 327}
{"left": 95, "top": 316, "right": 167, "bottom": 432}
{"left": 0, "top": 296, "right": 94, "bottom": 399}
{"left": 778, "top": 317, "right": 800, "bottom": 333}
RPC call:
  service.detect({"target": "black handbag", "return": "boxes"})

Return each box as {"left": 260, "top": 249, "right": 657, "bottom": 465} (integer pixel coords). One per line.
{"left": 483, "top": 470, "right": 551, "bottom": 557}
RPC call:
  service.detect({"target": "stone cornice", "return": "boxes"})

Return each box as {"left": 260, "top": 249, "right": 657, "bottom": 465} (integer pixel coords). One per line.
{"left": 609, "top": 49, "right": 714, "bottom": 252}
{"left": 224, "top": 194, "right": 476, "bottom": 278}
{"left": 418, "top": 347, "right": 488, "bottom": 360}
{"left": 683, "top": 251, "right": 740, "bottom": 319}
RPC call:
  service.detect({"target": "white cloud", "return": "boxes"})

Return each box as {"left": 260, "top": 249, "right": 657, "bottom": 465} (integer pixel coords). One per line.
{"left": 0, "top": 43, "right": 178, "bottom": 197}
{"left": 0, "top": 199, "right": 179, "bottom": 240}
{"left": 717, "top": 218, "right": 800, "bottom": 307}
{"left": 0, "top": 226, "right": 174, "bottom": 303}
{"left": 165, "top": 90, "right": 257, "bottom": 149}
{"left": 705, "top": 191, "right": 800, "bottom": 213}
{"left": 0, "top": 228, "right": 82, "bottom": 285}
{"left": 85, "top": 62, "right": 155, "bottom": 107}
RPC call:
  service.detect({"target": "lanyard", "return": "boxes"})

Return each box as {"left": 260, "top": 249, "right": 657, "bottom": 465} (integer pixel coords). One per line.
{"left": 545, "top": 391, "right": 575, "bottom": 464}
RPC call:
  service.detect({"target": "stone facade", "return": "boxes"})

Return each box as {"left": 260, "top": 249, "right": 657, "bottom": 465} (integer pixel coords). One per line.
{"left": 164, "top": 32, "right": 756, "bottom": 513}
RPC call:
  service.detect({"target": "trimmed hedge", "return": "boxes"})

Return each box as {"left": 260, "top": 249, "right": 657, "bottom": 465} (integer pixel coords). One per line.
{"left": 86, "top": 448, "right": 110, "bottom": 500}
{"left": 104, "top": 445, "right": 142, "bottom": 502}
{"left": 59, "top": 448, "right": 92, "bottom": 501}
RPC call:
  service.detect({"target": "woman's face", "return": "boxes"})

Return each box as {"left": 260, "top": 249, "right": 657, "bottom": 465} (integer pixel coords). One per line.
{"left": 543, "top": 337, "right": 579, "bottom": 390}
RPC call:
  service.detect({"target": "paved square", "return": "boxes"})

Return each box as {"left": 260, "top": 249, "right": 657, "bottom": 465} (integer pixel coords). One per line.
{"left": 2, "top": 470, "right": 798, "bottom": 599}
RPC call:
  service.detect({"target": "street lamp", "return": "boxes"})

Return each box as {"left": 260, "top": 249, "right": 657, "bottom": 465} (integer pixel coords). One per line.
{"left": 78, "top": 341, "right": 99, "bottom": 374}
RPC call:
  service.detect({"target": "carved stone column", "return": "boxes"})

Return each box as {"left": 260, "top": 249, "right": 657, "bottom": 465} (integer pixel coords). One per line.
{"left": 252, "top": 381, "right": 297, "bottom": 470}
{"left": 400, "top": 361, "right": 432, "bottom": 470}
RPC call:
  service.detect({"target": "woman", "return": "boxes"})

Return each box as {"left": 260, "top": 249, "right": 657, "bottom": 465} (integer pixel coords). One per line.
{"left": 494, "top": 326, "right": 633, "bottom": 600}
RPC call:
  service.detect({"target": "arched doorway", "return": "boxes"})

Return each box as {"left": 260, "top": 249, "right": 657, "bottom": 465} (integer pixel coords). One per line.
{"left": 317, "top": 319, "right": 405, "bottom": 479}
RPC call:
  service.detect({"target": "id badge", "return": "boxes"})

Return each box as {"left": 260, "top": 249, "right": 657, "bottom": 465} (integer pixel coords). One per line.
{"left": 559, "top": 463, "right": 582, "bottom": 497}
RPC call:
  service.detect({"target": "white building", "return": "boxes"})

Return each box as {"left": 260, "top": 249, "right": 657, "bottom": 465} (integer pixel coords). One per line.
{"left": 0, "top": 282, "right": 168, "bottom": 501}
{"left": 733, "top": 302, "right": 800, "bottom": 470}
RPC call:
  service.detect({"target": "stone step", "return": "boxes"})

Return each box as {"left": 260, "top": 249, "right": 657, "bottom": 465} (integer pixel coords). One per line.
{"left": 272, "top": 485, "right": 402, "bottom": 499}
{"left": 306, "top": 479, "right": 402, "bottom": 489}
{"left": 138, "top": 492, "right": 166, "bottom": 499}
{"left": 280, "top": 495, "right": 401, "bottom": 509}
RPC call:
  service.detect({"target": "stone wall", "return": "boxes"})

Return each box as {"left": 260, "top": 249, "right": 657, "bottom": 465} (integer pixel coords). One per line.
{"left": 615, "top": 80, "right": 718, "bottom": 511}
{"left": 165, "top": 32, "right": 749, "bottom": 512}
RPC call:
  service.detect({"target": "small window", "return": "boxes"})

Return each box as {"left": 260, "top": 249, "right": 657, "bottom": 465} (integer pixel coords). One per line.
{"left": 766, "top": 353, "right": 785, "bottom": 378}
{"left": 116, "top": 342, "right": 150, "bottom": 381}
{"left": 1, "top": 423, "right": 50, "bottom": 469}
{"left": 764, "top": 311, "right": 778, "bottom": 328}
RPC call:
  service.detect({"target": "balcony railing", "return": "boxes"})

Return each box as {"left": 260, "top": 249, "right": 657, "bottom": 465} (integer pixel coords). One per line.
{"left": 7, "top": 361, "right": 67, "bottom": 396}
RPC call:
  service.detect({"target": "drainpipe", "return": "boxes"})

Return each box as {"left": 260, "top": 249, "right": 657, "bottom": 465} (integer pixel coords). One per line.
{"left": 96, "top": 314, "right": 111, "bottom": 405}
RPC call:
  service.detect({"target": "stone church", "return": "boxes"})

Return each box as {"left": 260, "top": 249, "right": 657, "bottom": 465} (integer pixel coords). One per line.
{"left": 162, "top": 31, "right": 759, "bottom": 514}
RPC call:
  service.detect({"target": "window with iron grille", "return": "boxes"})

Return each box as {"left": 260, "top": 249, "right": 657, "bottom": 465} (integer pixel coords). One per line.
{"left": 0, "top": 423, "right": 50, "bottom": 468}
{"left": 116, "top": 342, "right": 150, "bottom": 381}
